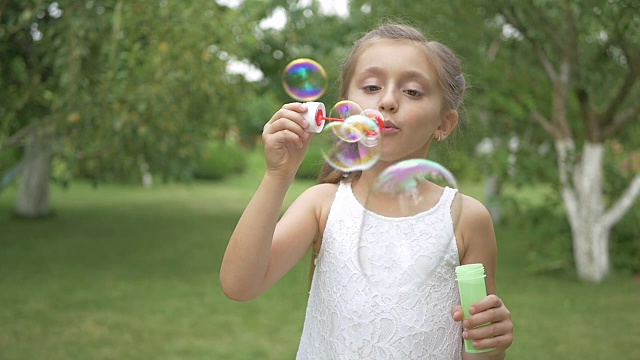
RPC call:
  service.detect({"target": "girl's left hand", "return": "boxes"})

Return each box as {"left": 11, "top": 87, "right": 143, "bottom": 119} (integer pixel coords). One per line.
{"left": 451, "top": 294, "right": 513, "bottom": 355}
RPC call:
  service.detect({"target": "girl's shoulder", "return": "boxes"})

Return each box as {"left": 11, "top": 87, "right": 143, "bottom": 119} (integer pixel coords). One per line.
{"left": 302, "top": 182, "right": 341, "bottom": 212}
{"left": 308, "top": 181, "right": 341, "bottom": 193}
{"left": 299, "top": 182, "right": 340, "bottom": 199}
{"left": 454, "top": 192, "right": 497, "bottom": 262}
{"left": 455, "top": 193, "right": 494, "bottom": 237}
{"left": 288, "top": 182, "right": 341, "bottom": 219}
{"left": 458, "top": 192, "right": 492, "bottom": 219}
{"left": 299, "top": 183, "right": 341, "bottom": 249}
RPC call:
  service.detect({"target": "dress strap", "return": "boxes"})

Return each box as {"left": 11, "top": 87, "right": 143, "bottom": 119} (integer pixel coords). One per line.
{"left": 441, "top": 187, "right": 459, "bottom": 209}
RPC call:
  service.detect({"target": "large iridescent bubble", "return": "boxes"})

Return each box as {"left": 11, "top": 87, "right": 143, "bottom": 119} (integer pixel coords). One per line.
{"left": 319, "top": 115, "right": 381, "bottom": 172}
{"left": 282, "top": 58, "right": 328, "bottom": 102}
{"left": 356, "top": 159, "right": 463, "bottom": 292}
{"left": 316, "top": 101, "right": 382, "bottom": 172}
{"left": 329, "top": 100, "right": 362, "bottom": 120}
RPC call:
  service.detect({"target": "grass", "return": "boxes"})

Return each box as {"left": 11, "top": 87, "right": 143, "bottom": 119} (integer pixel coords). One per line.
{"left": 0, "top": 172, "right": 639, "bottom": 359}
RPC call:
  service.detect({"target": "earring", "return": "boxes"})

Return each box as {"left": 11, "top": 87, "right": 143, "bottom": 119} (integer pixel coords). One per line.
{"left": 438, "top": 132, "right": 444, "bottom": 141}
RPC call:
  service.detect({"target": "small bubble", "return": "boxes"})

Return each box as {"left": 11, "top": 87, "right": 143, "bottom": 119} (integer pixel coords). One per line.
{"left": 282, "top": 58, "right": 327, "bottom": 102}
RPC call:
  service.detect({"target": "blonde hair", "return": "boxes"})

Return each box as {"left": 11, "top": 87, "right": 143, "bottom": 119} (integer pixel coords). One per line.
{"left": 317, "top": 23, "right": 466, "bottom": 184}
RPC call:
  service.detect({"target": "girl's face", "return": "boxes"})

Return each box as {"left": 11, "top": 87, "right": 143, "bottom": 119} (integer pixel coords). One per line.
{"left": 346, "top": 39, "right": 457, "bottom": 163}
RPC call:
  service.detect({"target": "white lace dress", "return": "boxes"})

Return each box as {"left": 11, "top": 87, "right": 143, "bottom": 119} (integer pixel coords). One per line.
{"left": 296, "top": 182, "right": 463, "bottom": 359}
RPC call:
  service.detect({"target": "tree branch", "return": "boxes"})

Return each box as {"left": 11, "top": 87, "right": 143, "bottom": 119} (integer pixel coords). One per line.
{"left": 565, "top": 5, "right": 580, "bottom": 78}
{"left": 576, "top": 88, "right": 601, "bottom": 142}
{"left": 499, "top": 7, "right": 559, "bottom": 82}
{"left": 530, "top": 109, "right": 556, "bottom": 136}
{"left": 603, "top": 174, "right": 640, "bottom": 229}
{"left": 602, "top": 53, "right": 640, "bottom": 125}
{"left": 552, "top": 62, "right": 574, "bottom": 140}
{"left": 555, "top": 140, "right": 578, "bottom": 225}
{"left": 524, "top": 0, "right": 566, "bottom": 53}
{"left": 0, "top": 124, "right": 37, "bottom": 152}
{"left": 604, "top": 99, "right": 640, "bottom": 138}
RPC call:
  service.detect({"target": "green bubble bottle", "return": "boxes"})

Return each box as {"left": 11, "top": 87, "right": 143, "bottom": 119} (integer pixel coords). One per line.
{"left": 455, "top": 263, "right": 495, "bottom": 354}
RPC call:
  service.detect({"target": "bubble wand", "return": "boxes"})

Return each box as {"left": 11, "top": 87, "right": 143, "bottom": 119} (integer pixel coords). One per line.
{"left": 282, "top": 58, "right": 384, "bottom": 133}
{"left": 301, "top": 102, "right": 383, "bottom": 135}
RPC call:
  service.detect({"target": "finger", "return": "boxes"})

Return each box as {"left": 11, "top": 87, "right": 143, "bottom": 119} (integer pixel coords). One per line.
{"left": 265, "top": 110, "right": 309, "bottom": 132}
{"left": 467, "top": 333, "right": 513, "bottom": 352}
{"left": 262, "top": 122, "right": 311, "bottom": 147}
{"left": 463, "top": 318, "right": 513, "bottom": 341}
{"left": 451, "top": 306, "right": 463, "bottom": 322}
{"left": 281, "top": 102, "right": 308, "bottom": 113}
{"left": 469, "top": 294, "right": 503, "bottom": 314}
{"left": 463, "top": 307, "right": 509, "bottom": 329}
{"left": 270, "top": 103, "right": 309, "bottom": 123}
{"left": 265, "top": 107, "right": 304, "bottom": 126}
{"left": 266, "top": 129, "right": 306, "bottom": 149}
{"left": 266, "top": 118, "right": 311, "bottom": 141}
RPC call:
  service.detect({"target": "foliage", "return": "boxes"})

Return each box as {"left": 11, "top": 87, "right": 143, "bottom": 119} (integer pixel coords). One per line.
{"left": 238, "top": 0, "right": 356, "bottom": 106}
{"left": 611, "top": 206, "right": 640, "bottom": 274}
{"left": 296, "top": 140, "right": 324, "bottom": 180}
{"left": 604, "top": 138, "right": 640, "bottom": 274}
{"left": 0, "top": 147, "right": 20, "bottom": 172}
{"left": 464, "top": 0, "right": 640, "bottom": 282}
{"left": 192, "top": 141, "right": 248, "bottom": 181}
{"left": 512, "top": 196, "right": 574, "bottom": 275}
{"left": 2, "top": 0, "right": 638, "bottom": 275}
{"left": 0, "top": 0, "right": 263, "bottom": 185}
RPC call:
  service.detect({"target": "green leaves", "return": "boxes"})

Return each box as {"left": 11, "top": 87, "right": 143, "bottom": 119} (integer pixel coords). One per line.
{"left": 2, "top": 0, "right": 636, "bottom": 185}
{"left": 1, "top": 0, "right": 263, "bottom": 183}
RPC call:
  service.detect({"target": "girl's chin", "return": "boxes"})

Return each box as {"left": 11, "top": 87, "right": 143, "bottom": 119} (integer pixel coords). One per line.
{"left": 377, "top": 149, "right": 430, "bottom": 164}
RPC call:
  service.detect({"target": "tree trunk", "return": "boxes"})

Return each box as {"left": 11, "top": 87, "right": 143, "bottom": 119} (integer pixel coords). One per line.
{"left": 572, "top": 143, "right": 610, "bottom": 281}
{"left": 484, "top": 175, "right": 502, "bottom": 224}
{"left": 15, "top": 133, "right": 53, "bottom": 218}
{"left": 565, "top": 142, "right": 640, "bottom": 282}
{"left": 570, "top": 211, "right": 610, "bottom": 283}
{"left": 557, "top": 141, "right": 609, "bottom": 282}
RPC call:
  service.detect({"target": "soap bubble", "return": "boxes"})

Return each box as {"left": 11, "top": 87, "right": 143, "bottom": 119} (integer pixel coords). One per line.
{"left": 362, "top": 109, "right": 384, "bottom": 127}
{"left": 329, "top": 100, "right": 363, "bottom": 120}
{"left": 319, "top": 114, "right": 382, "bottom": 172}
{"left": 282, "top": 58, "right": 327, "bottom": 102}
{"left": 375, "top": 159, "right": 458, "bottom": 193}
{"left": 356, "top": 159, "right": 463, "bottom": 292}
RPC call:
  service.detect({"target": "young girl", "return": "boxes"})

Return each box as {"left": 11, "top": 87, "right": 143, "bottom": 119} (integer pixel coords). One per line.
{"left": 220, "top": 23, "right": 514, "bottom": 359}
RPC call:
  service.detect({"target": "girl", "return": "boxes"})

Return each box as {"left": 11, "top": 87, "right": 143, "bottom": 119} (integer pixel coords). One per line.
{"left": 220, "top": 23, "right": 514, "bottom": 359}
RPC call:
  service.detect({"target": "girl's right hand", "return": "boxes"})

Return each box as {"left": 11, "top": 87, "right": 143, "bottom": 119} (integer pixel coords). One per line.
{"left": 262, "top": 102, "right": 312, "bottom": 179}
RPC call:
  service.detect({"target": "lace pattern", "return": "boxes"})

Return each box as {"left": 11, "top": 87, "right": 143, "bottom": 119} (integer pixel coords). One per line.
{"left": 297, "top": 182, "right": 463, "bottom": 359}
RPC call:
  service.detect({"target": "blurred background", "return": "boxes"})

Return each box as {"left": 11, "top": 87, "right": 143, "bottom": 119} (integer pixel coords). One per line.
{"left": 1, "top": 0, "right": 639, "bottom": 359}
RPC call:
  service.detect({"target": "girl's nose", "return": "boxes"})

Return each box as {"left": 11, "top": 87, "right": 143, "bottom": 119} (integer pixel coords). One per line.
{"left": 378, "top": 89, "right": 398, "bottom": 113}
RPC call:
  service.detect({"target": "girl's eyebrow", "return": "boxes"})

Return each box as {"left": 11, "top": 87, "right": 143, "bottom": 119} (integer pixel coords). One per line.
{"left": 402, "top": 70, "right": 432, "bottom": 84}
{"left": 361, "top": 65, "right": 382, "bottom": 72}
{"left": 357, "top": 66, "right": 432, "bottom": 83}
{"left": 356, "top": 66, "right": 385, "bottom": 79}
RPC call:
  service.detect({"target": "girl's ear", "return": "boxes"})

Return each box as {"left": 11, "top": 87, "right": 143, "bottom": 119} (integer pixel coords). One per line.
{"left": 438, "top": 110, "right": 459, "bottom": 140}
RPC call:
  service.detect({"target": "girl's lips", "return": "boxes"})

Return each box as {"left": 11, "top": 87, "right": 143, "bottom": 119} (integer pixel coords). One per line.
{"left": 381, "top": 120, "right": 399, "bottom": 135}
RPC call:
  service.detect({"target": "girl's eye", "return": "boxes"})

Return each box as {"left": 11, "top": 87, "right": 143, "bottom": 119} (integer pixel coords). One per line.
{"left": 364, "top": 85, "right": 380, "bottom": 92}
{"left": 405, "top": 89, "right": 421, "bottom": 97}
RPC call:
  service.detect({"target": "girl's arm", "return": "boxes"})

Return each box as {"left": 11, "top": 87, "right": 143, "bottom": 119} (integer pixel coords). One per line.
{"left": 219, "top": 178, "right": 329, "bottom": 301}
{"left": 220, "top": 103, "right": 321, "bottom": 301}
{"left": 454, "top": 195, "right": 513, "bottom": 360}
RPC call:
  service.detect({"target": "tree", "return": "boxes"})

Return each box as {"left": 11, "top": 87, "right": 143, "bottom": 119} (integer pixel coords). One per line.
{"left": 0, "top": 1, "right": 256, "bottom": 217}
{"left": 344, "top": 0, "right": 640, "bottom": 282}
{"left": 345, "top": 0, "right": 555, "bottom": 222}
{"left": 478, "top": 0, "right": 640, "bottom": 282}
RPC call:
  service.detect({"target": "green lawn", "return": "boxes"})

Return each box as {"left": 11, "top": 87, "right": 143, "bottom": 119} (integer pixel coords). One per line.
{"left": 1, "top": 175, "right": 639, "bottom": 360}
